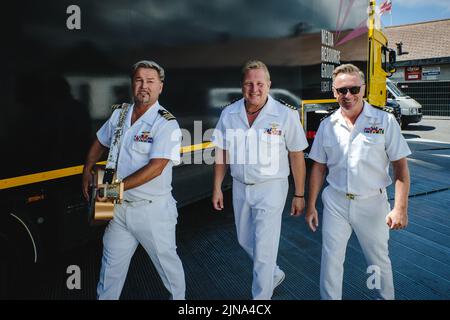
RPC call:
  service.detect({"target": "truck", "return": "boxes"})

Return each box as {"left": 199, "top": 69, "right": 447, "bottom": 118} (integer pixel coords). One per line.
{"left": 0, "top": 0, "right": 395, "bottom": 297}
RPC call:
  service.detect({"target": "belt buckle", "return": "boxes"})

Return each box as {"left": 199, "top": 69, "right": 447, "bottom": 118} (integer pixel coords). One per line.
{"left": 346, "top": 193, "right": 355, "bottom": 200}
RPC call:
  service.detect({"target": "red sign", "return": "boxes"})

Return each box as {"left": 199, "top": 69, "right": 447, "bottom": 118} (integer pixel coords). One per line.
{"left": 405, "top": 66, "right": 422, "bottom": 81}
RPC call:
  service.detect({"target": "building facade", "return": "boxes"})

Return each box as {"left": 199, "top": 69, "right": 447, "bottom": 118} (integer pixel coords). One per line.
{"left": 385, "top": 19, "right": 450, "bottom": 116}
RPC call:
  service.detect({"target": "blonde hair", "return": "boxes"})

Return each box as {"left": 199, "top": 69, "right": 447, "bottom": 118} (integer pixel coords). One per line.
{"left": 332, "top": 63, "right": 365, "bottom": 83}
{"left": 242, "top": 60, "right": 271, "bottom": 81}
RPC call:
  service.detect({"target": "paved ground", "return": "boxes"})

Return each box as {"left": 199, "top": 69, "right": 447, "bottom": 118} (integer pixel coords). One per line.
{"left": 402, "top": 116, "right": 450, "bottom": 142}
{"left": 9, "top": 117, "right": 450, "bottom": 300}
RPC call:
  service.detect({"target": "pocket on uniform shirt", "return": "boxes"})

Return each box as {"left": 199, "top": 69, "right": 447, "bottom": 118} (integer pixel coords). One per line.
{"left": 131, "top": 142, "right": 151, "bottom": 167}
{"left": 260, "top": 133, "right": 282, "bottom": 146}
{"left": 323, "top": 133, "right": 340, "bottom": 147}
{"left": 131, "top": 141, "right": 151, "bottom": 154}
{"left": 360, "top": 135, "right": 385, "bottom": 157}
{"left": 361, "top": 134, "right": 384, "bottom": 145}
{"left": 323, "top": 136, "right": 340, "bottom": 150}
{"left": 358, "top": 134, "right": 385, "bottom": 159}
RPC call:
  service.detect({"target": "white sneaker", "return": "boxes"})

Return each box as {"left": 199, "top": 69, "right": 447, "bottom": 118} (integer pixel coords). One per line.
{"left": 273, "top": 270, "right": 285, "bottom": 291}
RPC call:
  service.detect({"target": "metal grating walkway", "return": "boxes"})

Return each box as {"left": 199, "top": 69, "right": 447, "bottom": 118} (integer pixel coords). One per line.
{"left": 13, "top": 139, "right": 450, "bottom": 300}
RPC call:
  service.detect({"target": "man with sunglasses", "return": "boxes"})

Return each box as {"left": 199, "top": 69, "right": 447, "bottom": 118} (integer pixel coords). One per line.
{"left": 306, "top": 64, "right": 411, "bottom": 299}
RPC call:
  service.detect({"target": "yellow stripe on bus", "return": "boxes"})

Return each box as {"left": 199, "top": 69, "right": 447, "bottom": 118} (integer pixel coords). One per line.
{"left": 0, "top": 143, "right": 215, "bottom": 190}
{"left": 301, "top": 99, "right": 337, "bottom": 106}
{"left": 0, "top": 165, "right": 86, "bottom": 190}
{"left": 180, "top": 142, "right": 214, "bottom": 154}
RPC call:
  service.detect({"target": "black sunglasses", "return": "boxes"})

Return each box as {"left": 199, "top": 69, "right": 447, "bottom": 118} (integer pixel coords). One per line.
{"left": 334, "top": 86, "right": 362, "bottom": 95}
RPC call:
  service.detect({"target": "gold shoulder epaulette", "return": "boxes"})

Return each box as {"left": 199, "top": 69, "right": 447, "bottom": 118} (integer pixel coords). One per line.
{"left": 320, "top": 109, "right": 337, "bottom": 122}
{"left": 158, "top": 109, "right": 176, "bottom": 121}
{"left": 380, "top": 106, "right": 394, "bottom": 114}
{"left": 111, "top": 103, "right": 128, "bottom": 111}
{"left": 221, "top": 98, "right": 241, "bottom": 109}
{"left": 380, "top": 105, "right": 401, "bottom": 124}
{"left": 275, "top": 98, "right": 298, "bottom": 110}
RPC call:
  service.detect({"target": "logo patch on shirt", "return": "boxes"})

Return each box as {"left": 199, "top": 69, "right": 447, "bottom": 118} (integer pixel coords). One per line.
{"left": 134, "top": 131, "right": 153, "bottom": 143}
{"left": 364, "top": 126, "right": 385, "bottom": 134}
{"left": 264, "top": 123, "right": 282, "bottom": 136}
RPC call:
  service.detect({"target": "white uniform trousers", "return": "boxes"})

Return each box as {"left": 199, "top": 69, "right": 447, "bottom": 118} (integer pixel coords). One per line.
{"left": 320, "top": 186, "right": 395, "bottom": 300}
{"left": 232, "top": 178, "right": 288, "bottom": 300}
{"left": 97, "top": 194, "right": 186, "bottom": 300}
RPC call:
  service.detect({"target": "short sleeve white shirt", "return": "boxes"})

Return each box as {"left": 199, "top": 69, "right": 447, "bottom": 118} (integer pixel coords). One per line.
{"left": 212, "top": 95, "right": 308, "bottom": 184}
{"left": 97, "top": 102, "right": 181, "bottom": 200}
{"left": 309, "top": 102, "right": 411, "bottom": 194}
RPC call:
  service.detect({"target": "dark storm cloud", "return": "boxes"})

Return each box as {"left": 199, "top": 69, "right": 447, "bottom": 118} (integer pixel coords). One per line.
{"left": 21, "top": 0, "right": 367, "bottom": 48}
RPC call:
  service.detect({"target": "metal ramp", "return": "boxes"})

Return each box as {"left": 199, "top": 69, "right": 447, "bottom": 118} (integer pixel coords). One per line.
{"left": 13, "top": 139, "right": 450, "bottom": 300}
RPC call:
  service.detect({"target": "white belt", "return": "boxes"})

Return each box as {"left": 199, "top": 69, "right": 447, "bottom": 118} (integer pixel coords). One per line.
{"left": 236, "top": 180, "right": 255, "bottom": 186}
{"left": 332, "top": 188, "right": 385, "bottom": 200}
{"left": 122, "top": 193, "right": 171, "bottom": 206}
{"left": 233, "top": 177, "right": 286, "bottom": 186}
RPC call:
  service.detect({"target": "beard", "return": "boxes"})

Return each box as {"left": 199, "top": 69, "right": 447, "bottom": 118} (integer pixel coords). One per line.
{"left": 134, "top": 92, "right": 151, "bottom": 105}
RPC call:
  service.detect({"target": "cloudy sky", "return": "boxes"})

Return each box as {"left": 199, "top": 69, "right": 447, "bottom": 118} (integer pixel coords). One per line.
{"left": 381, "top": 0, "right": 450, "bottom": 26}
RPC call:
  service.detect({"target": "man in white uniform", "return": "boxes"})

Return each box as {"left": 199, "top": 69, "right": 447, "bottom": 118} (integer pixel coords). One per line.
{"left": 306, "top": 64, "right": 411, "bottom": 300}
{"left": 212, "top": 60, "right": 308, "bottom": 300}
{"left": 82, "top": 60, "right": 185, "bottom": 300}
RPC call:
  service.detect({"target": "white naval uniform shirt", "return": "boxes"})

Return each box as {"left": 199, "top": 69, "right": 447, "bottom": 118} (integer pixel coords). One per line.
{"left": 212, "top": 95, "right": 308, "bottom": 184}
{"left": 96, "top": 101, "right": 181, "bottom": 200}
{"left": 309, "top": 101, "right": 411, "bottom": 195}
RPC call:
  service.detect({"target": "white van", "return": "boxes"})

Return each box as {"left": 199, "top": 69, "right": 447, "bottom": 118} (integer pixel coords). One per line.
{"left": 386, "top": 79, "right": 422, "bottom": 128}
